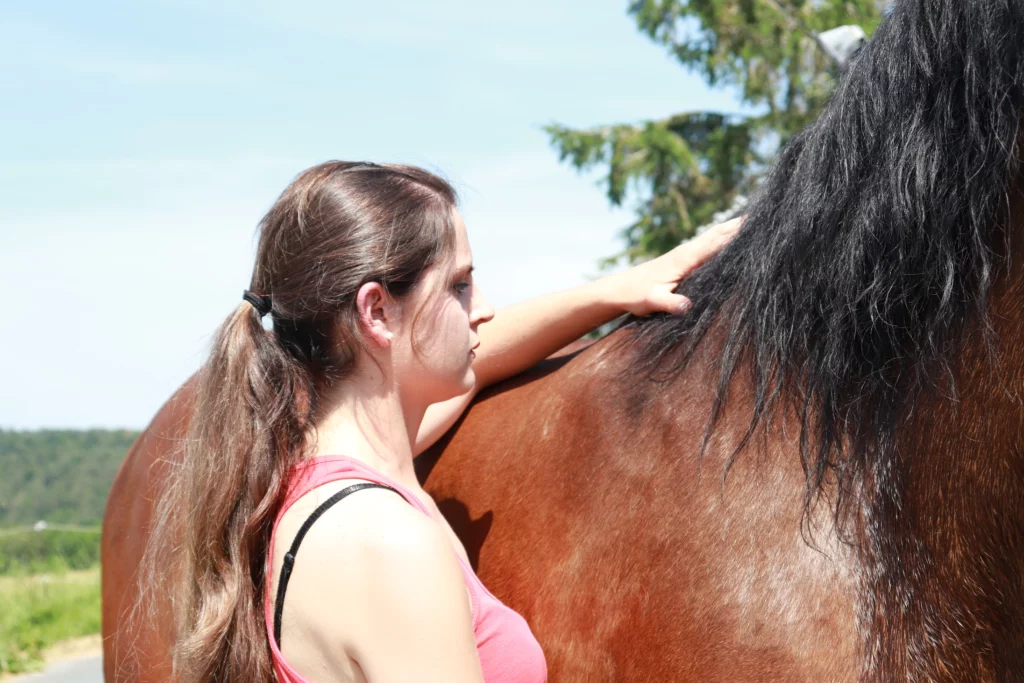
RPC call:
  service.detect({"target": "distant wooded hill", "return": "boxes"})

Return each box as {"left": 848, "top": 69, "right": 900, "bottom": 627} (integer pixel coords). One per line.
{"left": 0, "top": 429, "right": 139, "bottom": 528}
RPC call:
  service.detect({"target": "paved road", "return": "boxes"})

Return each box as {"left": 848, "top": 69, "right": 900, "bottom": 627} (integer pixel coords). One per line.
{"left": 13, "top": 656, "right": 102, "bottom": 683}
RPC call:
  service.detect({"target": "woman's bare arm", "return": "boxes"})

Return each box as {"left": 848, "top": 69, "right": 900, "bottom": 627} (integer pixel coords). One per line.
{"left": 413, "top": 218, "right": 742, "bottom": 455}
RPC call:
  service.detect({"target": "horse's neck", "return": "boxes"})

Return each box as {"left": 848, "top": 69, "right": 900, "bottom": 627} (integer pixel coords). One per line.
{"left": 860, "top": 256, "right": 1024, "bottom": 679}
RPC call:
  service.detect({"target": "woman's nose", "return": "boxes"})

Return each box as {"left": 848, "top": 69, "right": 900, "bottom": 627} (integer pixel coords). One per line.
{"left": 471, "top": 290, "right": 495, "bottom": 325}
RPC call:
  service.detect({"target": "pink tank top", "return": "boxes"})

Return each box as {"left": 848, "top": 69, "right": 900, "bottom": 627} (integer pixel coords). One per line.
{"left": 264, "top": 455, "right": 548, "bottom": 683}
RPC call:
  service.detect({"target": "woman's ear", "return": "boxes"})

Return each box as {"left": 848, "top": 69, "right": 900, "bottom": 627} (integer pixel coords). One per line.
{"left": 356, "top": 281, "right": 397, "bottom": 348}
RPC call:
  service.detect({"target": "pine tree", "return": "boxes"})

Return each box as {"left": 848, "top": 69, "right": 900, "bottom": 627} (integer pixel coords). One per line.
{"left": 546, "top": 0, "right": 886, "bottom": 265}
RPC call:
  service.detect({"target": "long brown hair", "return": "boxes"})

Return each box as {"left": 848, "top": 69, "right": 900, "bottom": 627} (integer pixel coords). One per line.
{"left": 137, "top": 161, "right": 459, "bottom": 681}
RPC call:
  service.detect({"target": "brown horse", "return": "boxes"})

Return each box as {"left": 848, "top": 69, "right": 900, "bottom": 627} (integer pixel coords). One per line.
{"left": 103, "top": 0, "right": 1024, "bottom": 680}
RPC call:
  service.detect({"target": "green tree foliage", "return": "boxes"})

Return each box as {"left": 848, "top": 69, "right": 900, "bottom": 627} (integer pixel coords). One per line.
{"left": 0, "top": 429, "right": 138, "bottom": 528}
{"left": 546, "top": 0, "right": 886, "bottom": 265}
{"left": 0, "top": 530, "right": 102, "bottom": 575}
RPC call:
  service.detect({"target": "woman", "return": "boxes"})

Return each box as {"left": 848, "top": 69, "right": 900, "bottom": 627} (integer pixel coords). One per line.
{"left": 141, "top": 160, "right": 739, "bottom": 682}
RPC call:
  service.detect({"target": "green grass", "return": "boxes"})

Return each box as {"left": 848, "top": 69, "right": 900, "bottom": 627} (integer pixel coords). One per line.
{"left": 0, "top": 428, "right": 129, "bottom": 674}
{"left": 0, "top": 568, "right": 102, "bottom": 675}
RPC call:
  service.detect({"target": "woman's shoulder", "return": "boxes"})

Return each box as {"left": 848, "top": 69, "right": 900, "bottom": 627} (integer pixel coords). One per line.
{"left": 285, "top": 477, "right": 440, "bottom": 553}
{"left": 275, "top": 477, "right": 440, "bottom": 567}
{"left": 272, "top": 478, "right": 481, "bottom": 679}
{"left": 274, "top": 476, "right": 468, "bottom": 596}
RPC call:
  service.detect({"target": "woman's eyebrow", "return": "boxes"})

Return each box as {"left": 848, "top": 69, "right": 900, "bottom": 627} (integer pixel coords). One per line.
{"left": 456, "top": 265, "right": 475, "bottom": 278}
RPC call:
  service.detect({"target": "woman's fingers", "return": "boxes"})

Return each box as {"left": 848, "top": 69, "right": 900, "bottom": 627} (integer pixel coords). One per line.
{"left": 645, "top": 288, "right": 693, "bottom": 315}
{"left": 614, "top": 215, "right": 744, "bottom": 317}
{"left": 670, "top": 215, "right": 744, "bottom": 274}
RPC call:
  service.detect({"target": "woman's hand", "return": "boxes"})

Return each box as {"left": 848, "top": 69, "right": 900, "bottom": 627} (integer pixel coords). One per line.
{"left": 603, "top": 216, "right": 743, "bottom": 317}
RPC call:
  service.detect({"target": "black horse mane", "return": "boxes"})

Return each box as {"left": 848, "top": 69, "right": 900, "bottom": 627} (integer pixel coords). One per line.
{"left": 617, "top": 0, "right": 1024, "bottom": 532}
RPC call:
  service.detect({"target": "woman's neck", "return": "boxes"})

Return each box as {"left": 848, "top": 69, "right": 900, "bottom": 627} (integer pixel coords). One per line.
{"left": 306, "top": 367, "right": 427, "bottom": 489}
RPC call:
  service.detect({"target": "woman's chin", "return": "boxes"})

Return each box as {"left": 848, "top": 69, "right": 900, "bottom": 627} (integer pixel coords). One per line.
{"left": 429, "top": 368, "right": 475, "bottom": 404}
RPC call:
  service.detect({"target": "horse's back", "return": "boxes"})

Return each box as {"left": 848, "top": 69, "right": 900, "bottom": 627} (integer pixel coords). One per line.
{"left": 421, "top": 330, "right": 861, "bottom": 682}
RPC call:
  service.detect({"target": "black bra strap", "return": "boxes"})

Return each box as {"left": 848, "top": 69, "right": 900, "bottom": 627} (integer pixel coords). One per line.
{"left": 273, "top": 482, "right": 400, "bottom": 647}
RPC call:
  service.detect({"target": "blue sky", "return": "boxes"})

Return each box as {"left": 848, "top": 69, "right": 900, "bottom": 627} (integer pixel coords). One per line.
{"left": 1, "top": 0, "right": 743, "bottom": 429}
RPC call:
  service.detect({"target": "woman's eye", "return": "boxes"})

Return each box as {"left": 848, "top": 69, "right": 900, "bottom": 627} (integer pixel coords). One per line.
{"left": 454, "top": 282, "right": 471, "bottom": 295}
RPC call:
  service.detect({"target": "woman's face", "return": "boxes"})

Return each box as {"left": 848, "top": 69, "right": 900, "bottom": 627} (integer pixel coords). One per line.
{"left": 392, "top": 208, "right": 494, "bottom": 406}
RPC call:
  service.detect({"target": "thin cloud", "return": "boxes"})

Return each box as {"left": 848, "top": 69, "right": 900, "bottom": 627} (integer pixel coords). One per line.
{"left": 0, "top": 10, "right": 257, "bottom": 87}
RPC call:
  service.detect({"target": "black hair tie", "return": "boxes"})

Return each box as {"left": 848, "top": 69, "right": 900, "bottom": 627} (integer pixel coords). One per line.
{"left": 242, "top": 290, "right": 272, "bottom": 318}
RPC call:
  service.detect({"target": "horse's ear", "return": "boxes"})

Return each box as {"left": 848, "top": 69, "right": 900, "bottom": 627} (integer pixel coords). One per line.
{"left": 818, "top": 25, "right": 868, "bottom": 69}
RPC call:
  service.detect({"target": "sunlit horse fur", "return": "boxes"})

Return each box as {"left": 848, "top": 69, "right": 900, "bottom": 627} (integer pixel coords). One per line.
{"left": 103, "top": 0, "right": 1024, "bottom": 679}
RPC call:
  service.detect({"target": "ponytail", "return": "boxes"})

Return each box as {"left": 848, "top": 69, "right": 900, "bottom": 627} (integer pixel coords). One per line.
{"left": 139, "top": 302, "right": 314, "bottom": 682}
